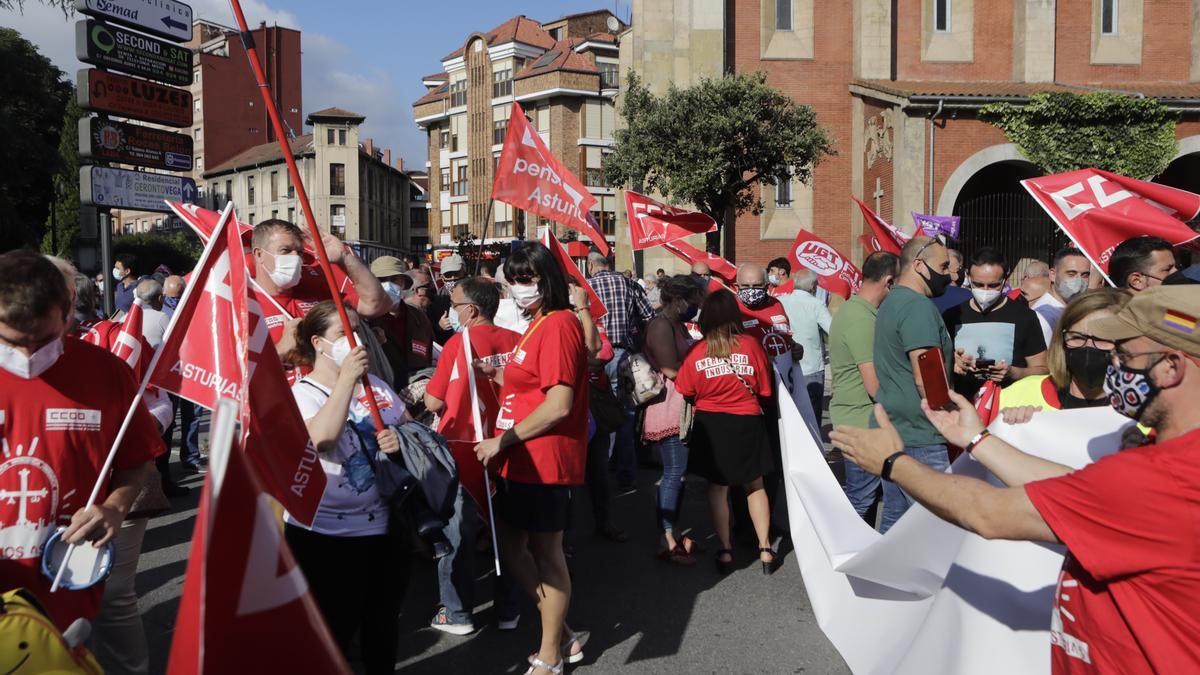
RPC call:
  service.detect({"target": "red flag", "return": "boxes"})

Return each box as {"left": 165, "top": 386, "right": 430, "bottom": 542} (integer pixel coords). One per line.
{"left": 858, "top": 233, "right": 885, "bottom": 255}
{"left": 624, "top": 191, "right": 717, "bottom": 250}
{"left": 663, "top": 239, "right": 738, "bottom": 284}
{"left": 435, "top": 337, "right": 490, "bottom": 515}
{"left": 1021, "top": 168, "right": 1200, "bottom": 280}
{"left": 788, "top": 229, "right": 862, "bottom": 300}
{"left": 541, "top": 228, "right": 608, "bottom": 318}
{"left": 82, "top": 302, "right": 153, "bottom": 378}
{"left": 492, "top": 102, "right": 610, "bottom": 255}
{"left": 167, "top": 402, "right": 349, "bottom": 675}
{"left": 852, "top": 196, "right": 906, "bottom": 255}
{"left": 149, "top": 209, "right": 326, "bottom": 525}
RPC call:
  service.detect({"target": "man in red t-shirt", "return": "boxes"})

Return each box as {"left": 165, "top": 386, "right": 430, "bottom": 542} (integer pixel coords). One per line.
{"left": 832, "top": 285, "right": 1200, "bottom": 673}
{"left": 0, "top": 251, "right": 162, "bottom": 630}
{"left": 733, "top": 263, "right": 804, "bottom": 369}
{"left": 250, "top": 218, "right": 389, "bottom": 353}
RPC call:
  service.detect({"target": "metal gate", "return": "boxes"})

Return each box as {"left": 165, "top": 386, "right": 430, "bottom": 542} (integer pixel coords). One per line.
{"left": 954, "top": 191, "right": 1069, "bottom": 268}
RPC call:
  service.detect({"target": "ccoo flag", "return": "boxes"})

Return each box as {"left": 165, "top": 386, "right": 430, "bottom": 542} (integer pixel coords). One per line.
{"left": 492, "top": 102, "right": 610, "bottom": 255}
{"left": 852, "top": 196, "right": 906, "bottom": 255}
{"left": 662, "top": 238, "right": 738, "bottom": 285}
{"left": 624, "top": 190, "right": 718, "bottom": 250}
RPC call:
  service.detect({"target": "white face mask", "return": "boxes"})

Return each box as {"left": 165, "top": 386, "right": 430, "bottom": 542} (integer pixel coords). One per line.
{"left": 112, "top": 267, "right": 124, "bottom": 281}
{"left": 319, "top": 336, "right": 352, "bottom": 367}
{"left": 509, "top": 282, "right": 542, "bottom": 310}
{"left": 768, "top": 274, "right": 781, "bottom": 286}
{"left": 971, "top": 288, "right": 1003, "bottom": 311}
{"left": 263, "top": 250, "right": 302, "bottom": 290}
{"left": 1056, "top": 276, "right": 1087, "bottom": 302}
{"left": 381, "top": 281, "right": 406, "bottom": 306}
{"left": 0, "top": 337, "right": 64, "bottom": 379}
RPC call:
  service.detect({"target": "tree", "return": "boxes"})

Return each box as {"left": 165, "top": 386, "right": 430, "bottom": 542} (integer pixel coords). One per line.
{"left": 0, "top": 27, "right": 71, "bottom": 251}
{"left": 979, "top": 92, "right": 1178, "bottom": 180}
{"left": 41, "top": 94, "right": 82, "bottom": 256}
{"left": 114, "top": 231, "right": 203, "bottom": 275}
{"left": 0, "top": 0, "right": 73, "bottom": 12}
{"left": 604, "top": 71, "right": 835, "bottom": 256}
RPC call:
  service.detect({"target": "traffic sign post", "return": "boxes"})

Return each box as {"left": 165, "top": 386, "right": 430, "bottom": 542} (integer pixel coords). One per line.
{"left": 76, "top": 19, "right": 193, "bottom": 86}
{"left": 76, "top": 0, "right": 194, "bottom": 43}
{"left": 80, "top": 117, "right": 193, "bottom": 171}
{"left": 78, "top": 69, "right": 193, "bottom": 128}
{"left": 81, "top": 166, "right": 197, "bottom": 212}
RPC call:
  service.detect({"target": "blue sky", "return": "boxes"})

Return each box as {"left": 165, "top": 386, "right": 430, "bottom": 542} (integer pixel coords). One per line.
{"left": 4, "top": 0, "right": 631, "bottom": 169}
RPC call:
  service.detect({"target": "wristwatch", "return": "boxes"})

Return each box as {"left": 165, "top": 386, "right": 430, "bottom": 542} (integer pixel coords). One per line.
{"left": 881, "top": 451, "right": 906, "bottom": 482}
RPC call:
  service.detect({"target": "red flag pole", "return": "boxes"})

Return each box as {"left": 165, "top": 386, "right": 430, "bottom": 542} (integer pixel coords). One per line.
{"left": 225, "top": 0, "right": 383, "bottom": 430}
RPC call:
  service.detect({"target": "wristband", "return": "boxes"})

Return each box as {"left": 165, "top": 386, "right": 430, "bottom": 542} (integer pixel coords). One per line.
{"left": 964, "top": 430, "right": 991, "bottom": 454}
{"left": 500, "top": 428, "right": 520, "bottom": 448}
{"left": 880, "top": 451, "right": 906, "bottom": 482}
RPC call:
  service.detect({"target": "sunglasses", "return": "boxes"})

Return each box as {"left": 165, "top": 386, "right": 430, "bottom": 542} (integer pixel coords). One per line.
{"left": 913, "top": 234, "right": 950, "bottom": 260}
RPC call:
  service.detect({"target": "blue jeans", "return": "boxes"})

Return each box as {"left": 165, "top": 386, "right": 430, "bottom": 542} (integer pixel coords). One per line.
{"left": 656, "top": 435, "right": 688, "bottom": 532}
{"left": 843, "top": 459, "right": 881, "bottom": 519}
{"left": 880, "top": 444, "right": 949, "bottom": 533}
{"left": 183, "top": 401, "right": 204, "bottom": 466}
{"left": 604, "top": 347, "right": 637, "bottom": 485}
{"left": 437, "top": 485, "right": 520, "bottom": 624}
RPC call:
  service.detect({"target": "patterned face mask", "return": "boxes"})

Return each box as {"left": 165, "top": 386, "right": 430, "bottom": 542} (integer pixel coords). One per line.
{"left": 737, "top": 287, "right": 769, "bottom": 308}
{"left": 1103, "top": 360, "right": 1162, "bottom": 421}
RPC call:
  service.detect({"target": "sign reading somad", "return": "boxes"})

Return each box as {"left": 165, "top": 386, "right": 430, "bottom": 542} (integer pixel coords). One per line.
{"left": 76, "top": 0, "right": 194, "bottom": 43}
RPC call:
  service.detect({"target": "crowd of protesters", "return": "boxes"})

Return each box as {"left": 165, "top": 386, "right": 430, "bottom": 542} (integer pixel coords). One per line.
{"left": 1, "top": 211, "right": 1198, "bottom": 674}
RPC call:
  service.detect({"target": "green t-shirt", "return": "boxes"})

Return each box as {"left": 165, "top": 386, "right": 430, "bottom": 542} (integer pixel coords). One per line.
{"left": 828, "top": 296, "right": 878, "bottom": 428}
{"left": 871, "top": 286, "right": 954, "bottom": 446}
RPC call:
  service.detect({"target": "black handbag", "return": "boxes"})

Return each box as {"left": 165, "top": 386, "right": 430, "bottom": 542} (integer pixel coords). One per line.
{"left": 589, "top": 381, "right": 626, "bottom": 434}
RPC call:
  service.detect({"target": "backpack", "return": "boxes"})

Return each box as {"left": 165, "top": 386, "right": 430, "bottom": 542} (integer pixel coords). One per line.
{"left": 0, "top": 588, "right": 103, "bottom": 674}
{"left": 617, "top": 352, "right": 664, "bottom": 407}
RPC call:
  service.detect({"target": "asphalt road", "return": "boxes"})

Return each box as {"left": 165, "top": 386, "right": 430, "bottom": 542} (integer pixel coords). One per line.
{"left": 138, "top": 435, "right": 850, "bottom": 674}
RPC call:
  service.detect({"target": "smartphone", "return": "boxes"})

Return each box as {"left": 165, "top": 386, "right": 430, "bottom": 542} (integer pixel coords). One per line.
{"left": 917, "top": 347, "right": 953, "bottom": 411}
{"left": 975, "top": 358, "right": 996, "bottom": 369}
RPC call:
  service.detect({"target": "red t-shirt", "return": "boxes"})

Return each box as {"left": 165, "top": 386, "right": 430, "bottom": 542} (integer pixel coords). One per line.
{"left": 0, "top": 340, "right": 163, "bottom": 630}
{"left": 588, "top": 326, "right": 615, "bottom": 389}
{"left": 769, "top": 278, "right": 796, "bottom": 297}
{"left": 737, "top": 296, "right": 794, "bottom": 358}
{"left": 254, "top": 266, "right": 361, "bottom": 343}
{"left": 427, "top": 325, "right": 521, "bottom": 437}
{"left": 495, "top": 311, "right": 589, "bottom": 485}
{"left": 1024, "top": 427, "right": 1200, "bottom": 674}
{"left": 675, "top": 333, "right": 772, "bottom": 415}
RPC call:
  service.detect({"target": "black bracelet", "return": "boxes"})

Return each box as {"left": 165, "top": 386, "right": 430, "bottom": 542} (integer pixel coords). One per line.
{"left": 881, "top": 451, "right": 907, "bottom": 482}
{"left": 500, "top": 428, "right": 519, "bottom": 448}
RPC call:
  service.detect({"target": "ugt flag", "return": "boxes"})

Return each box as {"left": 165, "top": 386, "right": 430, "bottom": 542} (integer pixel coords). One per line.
{"left": 149, "top": 206, "right": 326, "bottom": 525}
{"left": 1022, "top": 168, "right": 1200, "bottom": 277}
{"left": 492, "top": 102, "right": 610, "bottom": 256}
{"left": 663, "top": 238, "right": 738, "bottom": 285}
{"left": 788, "top": 229, "right": 862, "bottom": 300}
{"left": 624, "top": 191, "right": 717, "bottom": 250}
{"left": 852, "top": 196, "right": 906, "bottom": 255}
{"left": 168, "top": 400, "right": 348, "bottom": 675}
{"left": 542, "top": 228, "right": 607, "bottom": 318}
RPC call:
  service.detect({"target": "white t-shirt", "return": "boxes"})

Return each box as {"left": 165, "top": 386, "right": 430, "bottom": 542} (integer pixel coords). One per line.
{"left": 140, "top": 306, "right": 171, "bottom": 348}
{"left": 1030, "top": 293, "right": 1065, "bottom": 348}
{"left": 287, "top": 373, "right": 406, "bottom": 536}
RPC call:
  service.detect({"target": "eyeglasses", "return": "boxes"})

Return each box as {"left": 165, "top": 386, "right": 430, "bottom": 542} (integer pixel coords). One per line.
{"left": 450, "top": 301, "right": 476, "bottom": 309}
{"left": 1062, "top": 331, "right": 1116, "bottom": 351}
{"left": 1112, "top": 347, "right": 1170, "bottom": 370}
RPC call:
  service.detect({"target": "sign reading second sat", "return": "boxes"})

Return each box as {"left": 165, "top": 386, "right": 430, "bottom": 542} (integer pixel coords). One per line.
{"left": 80, "top": 165, "right": 196, "bottom": 212}
{"left": 76, "top": 0, "right": 194, "bottom": 43}
{"left": 76, "top": 19, "right": 192, "bottom": 86}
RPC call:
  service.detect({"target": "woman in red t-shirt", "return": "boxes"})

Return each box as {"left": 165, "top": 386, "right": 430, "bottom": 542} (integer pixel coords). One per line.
{"left": 475, "top": 243, "right": 590, "bottom": 675}
{"left": 676, "top": 290, "right": 778, "bottom": 575}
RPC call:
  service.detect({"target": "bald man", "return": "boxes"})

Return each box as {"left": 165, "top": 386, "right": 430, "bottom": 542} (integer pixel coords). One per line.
{"left": 162, "top": 275, "right": 184, "bottom": 316}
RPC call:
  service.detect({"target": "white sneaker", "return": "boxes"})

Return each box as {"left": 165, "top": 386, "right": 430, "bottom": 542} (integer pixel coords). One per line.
{"left": 430, "top": 607, "right": 475, "bottom": 636}
{"left": 497, "top": 614, "right": 520, "bottom": 631}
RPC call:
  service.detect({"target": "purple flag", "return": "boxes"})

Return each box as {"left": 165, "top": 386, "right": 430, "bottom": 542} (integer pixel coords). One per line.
{"left": 912, "top": 213, "right": 961, "bottom": 240}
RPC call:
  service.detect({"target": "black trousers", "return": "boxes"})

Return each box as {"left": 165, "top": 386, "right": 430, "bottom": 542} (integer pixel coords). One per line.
{"left": 284, "top": 524, "right": 409, "bottom": 675}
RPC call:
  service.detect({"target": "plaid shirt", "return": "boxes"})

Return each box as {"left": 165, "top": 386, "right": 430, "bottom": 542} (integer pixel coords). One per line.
{"left": 590, "top": 270, "right": 655, "bottom": 349}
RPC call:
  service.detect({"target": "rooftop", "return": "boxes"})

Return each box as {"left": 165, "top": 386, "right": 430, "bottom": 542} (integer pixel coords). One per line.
{"left": 204, "top": 134, "right": 315, "bottom": 176}
{"left": 442, "top": 15, "right": 556, "bottom": 61}
{"left": 514, "top": 37, "right": 599, "bottom": 80}
{"left": 306, "top": 107, "right": 367, "bottom": 124}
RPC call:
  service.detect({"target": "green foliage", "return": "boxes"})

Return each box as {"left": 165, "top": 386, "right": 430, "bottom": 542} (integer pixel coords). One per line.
{"left": 604, "top": 71, "right": 835, "bottom": 228}
{"left": 979, "top": 92, "right": 1178, "bottom": 179}
{"left": 0, "top": 0, "right": 74, "bottom": 12}
{"left": 41, "top": 95, "right": 82, "bottom": 256}
{"left": 114, "top": 231, "right": 202, "bottom": 275}
{"left": 0, "top": 27, "right": 72, "bottom": 251}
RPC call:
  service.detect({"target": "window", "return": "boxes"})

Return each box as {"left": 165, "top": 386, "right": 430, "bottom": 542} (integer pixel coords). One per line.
{"left": 339, "top": 129, "right": 346, "bottom": 145}
{"left": 194, "top": 128, "right": 202, "bottom": 140}
{"left": 493, "top": 119, "right": 508, "bottom": 145}
{"left": 492, "top": 69, "right": 513, "bottom": 98}
{"left": 271, "top": 209, "right": 278, "bottom": 220}
{"left": 330, "top": 163, "right": 345, "bottom": 196}
{"left": 194, "top": 99, "right": 201, "bottom": 113}
{"left": 287, "top": 178, "right": 294, "bottom": 199}
{"left": 450, "top": 80, "right": 467, "bottom": 107}
{"left": 195, "top": 157, "right": 203, "bottom": 171}
{"left": 440, "top": 168, "right": 450, "bottom": 192}
{"left": 439, "top": 130, "right": 449, "bottom": 149}
{"left": 327, "top": 128, "right": 335, "bottom": 144}
{"left": 599, "top": 62, "right": 619, "bottom": 89}
{"left": 776, "top": 0, "right": 792, "bottom": 31}
{"left": 193, "top": 66, "right": 200, "bottom": 84}
{"left": 247, "top": 175, "right": 255, "bottom": 205}
{"left": 248, "top": 213, "right": 255, "bottom": 223}
{"left": 775, "top": 171, "right": 793, "bottom": 207}
{"left": 288, "top": 207, "right": 295, "bottom": 222}
{"left": 270, "top": 171, "right": 278, "bottom": 201}
{"left": 934, "top": 0, "right": 950, "bottom": 32}
{"left": 1101, "top": 0, "right": 1116, "bottom": 35}
{"left": 450, "top": 133, "right": 459, "bottom": 152}
{"left": 593, "top": 209, "right": 616, "bottom": 236}
{"left": 225, "top": 180, "right": 232, "bottom": 203}
{"left": 329, "top": 204, "right": 346, "bottom": 237}
{"left": 453, "top": 165, "right": 468, "bottom": 196}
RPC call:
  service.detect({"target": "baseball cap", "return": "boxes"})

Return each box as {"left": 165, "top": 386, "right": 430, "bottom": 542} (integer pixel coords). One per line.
{"left": 370, "top": 256, "right": 405, "bottom": 278}
{"left": 1090, "top": 286, "right": 1200, "bottom": 357}
{"left": 441, "top": 254, "right": 464, "bottom": 274}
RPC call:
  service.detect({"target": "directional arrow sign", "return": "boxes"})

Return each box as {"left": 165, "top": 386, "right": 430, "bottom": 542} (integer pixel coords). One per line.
{"left": 76, "top": 0, "right": 193, "bottom": 43}
{"left": 76, "top": 19, "right": 192, "bottom": 86}
{"left": 81, "top": 166, "right": 197, "bottom": 212}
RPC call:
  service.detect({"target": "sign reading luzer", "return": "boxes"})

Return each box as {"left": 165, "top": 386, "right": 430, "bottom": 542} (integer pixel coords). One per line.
{"left": 76, "top": 19, "right": 192, "bottom": 86}
{"left": 76, "top": 0, "right": 194, "bottom": 43}
{"left": 80, "top": 117, "right": 193, "bottom": 171}
{"left": 78, "top": 68, "right": 193, "bottom": 128}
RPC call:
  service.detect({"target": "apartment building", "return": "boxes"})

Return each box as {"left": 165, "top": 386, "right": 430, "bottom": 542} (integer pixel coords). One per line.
{"left": 413, "top": 10, "right": 626, "bottom": 249}
{"left": 202, "top": 108, "right": 414, "bottom": 251}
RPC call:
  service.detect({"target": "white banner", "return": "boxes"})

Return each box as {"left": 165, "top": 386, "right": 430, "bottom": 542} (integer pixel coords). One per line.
{"left": 778, "top": 374, "right": 1134, "bottom": 674}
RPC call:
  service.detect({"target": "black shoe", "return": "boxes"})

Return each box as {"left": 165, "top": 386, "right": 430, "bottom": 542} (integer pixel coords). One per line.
{"left": 596, "top": 522, "right": 629, "bottom": 543}
{"left": 759, "top": 547, "right": 778, "bottom": 576}
{"left": 715, "top": 549, "right": 734, "bottom": 575}
{"left": 181, "top": 462, "right": 207, "bottom": 475}
{"left": 164, "top": 482, "right": 190, "bottom": 498}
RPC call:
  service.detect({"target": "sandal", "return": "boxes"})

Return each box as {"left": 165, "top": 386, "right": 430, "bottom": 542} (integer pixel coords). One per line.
{"left": 679, "top": 534, "right": 702, "bottom": 555}
{"left": 528, "top": 630, "right": 590, "bottom": 666}
{"left": 657, "top": 544, "right": 696, "bottom": 566}
{"left": 524, "top": 656, "right": 563, "bottom": 675}
{"left": 759, "top": 547, "right": 778, "bottom": 576}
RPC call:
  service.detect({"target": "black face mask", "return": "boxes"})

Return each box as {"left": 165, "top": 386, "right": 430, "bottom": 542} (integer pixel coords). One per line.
{"left": 1066, "top": 345, "right": 1111, "bottom": 391}
{"left": 1162, "top": 269, "right": 1198, "bottom": 286}
{"left": 919, "top": 262, "right": 953, "bottom": 298}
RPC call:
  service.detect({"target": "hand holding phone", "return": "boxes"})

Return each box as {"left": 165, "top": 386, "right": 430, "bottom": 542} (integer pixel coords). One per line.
{"left": 917, "top": 347, "right": 954, "bottom": 411}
